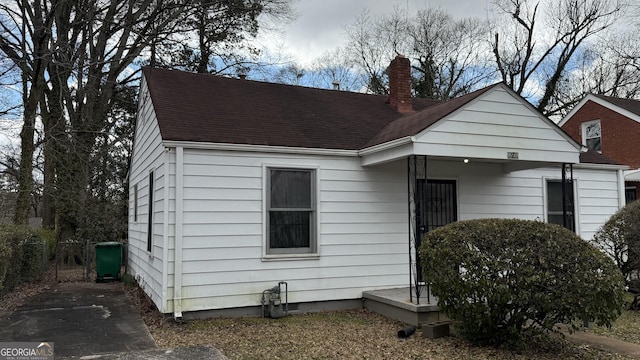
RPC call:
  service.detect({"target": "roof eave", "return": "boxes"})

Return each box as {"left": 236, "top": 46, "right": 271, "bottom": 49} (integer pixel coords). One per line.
{"left": 559, "top": 94, "right": 640, "bottom": 127}
{"left": 358, "top": 136, "right": 413, "bottom": 156}
{"left": 161, "top": 140, "right": 360, "bottom": 157}
{"left": 574, "top": 163, "right": 628, "bottom": 170}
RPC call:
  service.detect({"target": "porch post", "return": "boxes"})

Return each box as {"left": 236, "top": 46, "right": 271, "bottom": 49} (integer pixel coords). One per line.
{"left": 408, "top": 155, "right": 428, "bottom": 304}
{"left": 561, "top": 163, "right": 574, "bottom": 230}
{"left": 407, "top": 156, "right": 414, "bottom": 303}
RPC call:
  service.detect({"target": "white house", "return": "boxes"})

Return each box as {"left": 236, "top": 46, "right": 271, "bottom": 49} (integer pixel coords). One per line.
{"left": 128, "top": 56, "right": 627, "bottom": 320}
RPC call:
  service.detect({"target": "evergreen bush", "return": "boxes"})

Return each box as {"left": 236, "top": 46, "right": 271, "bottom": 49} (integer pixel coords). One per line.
{"left": 593, "top": 201, "right": 640, "bottom": 282}
{"left": 420, "top": 218, "right": 625, "bottom": 348}
{"left": 0, "top": 225, "right": 51, "bottom": 295}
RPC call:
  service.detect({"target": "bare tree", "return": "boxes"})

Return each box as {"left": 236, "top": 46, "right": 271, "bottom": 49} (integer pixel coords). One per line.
{"left": 309, "top": 48, "right": 362, "bottom": 92}
{"left": 155, "top": 0, "right": 294, "bottom": 75}
{"left": 491, "top": 0, "right": 624, "bottom": 116}
{"left": 271, "top": 63, "right": 306, "bottom": 85}
{"left": 551, "top": 32, "right": 640, "bottom": 117}
{"left": 0, "top": 0, "right": 53, "bottom": 225}
{"left": 345, "top": 7, "right": 491, "bottom": 99}
{"left": 344, "top": 10, "right": 394, "bottom": 95}
{"left": 1, "top": 0, "right": 295, "bottom": 242}
{"left": 409, "top": 8, "right": 492, "bottom": 100}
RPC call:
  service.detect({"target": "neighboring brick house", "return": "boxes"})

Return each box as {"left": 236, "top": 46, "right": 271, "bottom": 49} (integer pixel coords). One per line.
{"left": 559, "top": 94, "right": 640, "bottom": 203}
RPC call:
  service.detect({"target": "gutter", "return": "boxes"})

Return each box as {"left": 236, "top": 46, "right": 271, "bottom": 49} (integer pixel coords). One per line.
{"left": 357, "top": 136, "right": 413, "bottom": 156}
{"left": 573, "top": 163, "right": 628, "bottom": 171}
{"left": 162, "top": 140, "right": 358, "bottom": 157}
{"left": 625, "top": 168, "right": 640, "bottom": 181}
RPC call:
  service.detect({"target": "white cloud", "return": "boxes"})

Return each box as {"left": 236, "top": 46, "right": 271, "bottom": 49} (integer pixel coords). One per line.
{"left": 261, "top": 0, "right": 492, "bottom": 67}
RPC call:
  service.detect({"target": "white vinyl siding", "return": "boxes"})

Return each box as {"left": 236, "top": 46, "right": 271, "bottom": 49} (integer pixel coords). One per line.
{"left": 163, "top": 152, "right": 621, "bottom": 314}
{"left": 127, "top": 77, "right": 167, "bottom": 312}
{"left": 415, "top": 87, "right": 579, "bottom": 164}
{"left": 166, "top": 150, "right": 408, "bottom": 312}
{"left": 132, "top": 138, "right": 621, "bottom": 315}
{"left": 424, "top": 159, "right": 619, "bottom": 241}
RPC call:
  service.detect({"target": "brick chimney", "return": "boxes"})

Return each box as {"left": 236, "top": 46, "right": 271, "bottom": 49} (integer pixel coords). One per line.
{"left": 386, "top": 55, "right": 413, "bottom": 113}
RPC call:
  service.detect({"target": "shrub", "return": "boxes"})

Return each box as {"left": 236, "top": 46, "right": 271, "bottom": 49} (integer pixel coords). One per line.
{"left": 420, "top": 218, "right": 625, "bottom": 348}
{"left": 593, "top": 201, "right": 640, "bottom": 282}
{"left": 0, "top": 235, "right": 12, "bottom": 293}
{"left": 36, "top": 228, "right": 57, "bottom": 261}
{"left": 0, "top": 224, "right": 50, "bottom": 295}
{"left": 1, "top": 226, "right": 27, "bottom": 292}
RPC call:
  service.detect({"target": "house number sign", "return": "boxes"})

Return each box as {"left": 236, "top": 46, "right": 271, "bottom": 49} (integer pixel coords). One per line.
{"left": 507, "top": 152, "right": 519, "bottom": 159}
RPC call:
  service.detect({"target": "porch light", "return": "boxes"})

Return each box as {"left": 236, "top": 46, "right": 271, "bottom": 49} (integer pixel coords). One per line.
{"left": 463, "top": 158, "right": 469, "bottom": 164}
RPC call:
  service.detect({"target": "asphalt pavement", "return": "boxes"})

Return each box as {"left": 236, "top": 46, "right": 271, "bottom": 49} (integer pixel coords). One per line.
{"left": 0, "top": 282, "right": 226, "bottom": 359}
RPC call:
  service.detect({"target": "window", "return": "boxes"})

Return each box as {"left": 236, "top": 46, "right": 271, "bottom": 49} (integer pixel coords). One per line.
{"left": 546, "top": 180, "right": 575, "bottom": 231}
{"left": 267, "top": 168, "right": 316, "bottom": 255}
{"left": 133, "top": 184, "right": 138, "bottom": 222}
{"left": 627, "top": 186, "right": 637, "bottom": 203}
{"left": 147, "top": 172, "right": 154, "bottom": 252}
{"left": 581, "top": 120, "right": 601, "bottom": 152}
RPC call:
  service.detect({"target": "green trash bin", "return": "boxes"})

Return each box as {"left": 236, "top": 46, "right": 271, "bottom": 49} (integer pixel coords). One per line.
{"left": 95, "top": 242, "right": 122, "bottom": 282}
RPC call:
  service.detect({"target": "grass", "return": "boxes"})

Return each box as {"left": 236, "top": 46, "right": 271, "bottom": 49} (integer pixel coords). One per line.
{"left": 591, "top": 307, "right": 640, "bottom": 345}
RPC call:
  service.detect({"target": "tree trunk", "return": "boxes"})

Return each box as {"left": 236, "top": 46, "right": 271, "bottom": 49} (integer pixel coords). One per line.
{"left": 12, "top": 100, "right": 36, "bottom": 225}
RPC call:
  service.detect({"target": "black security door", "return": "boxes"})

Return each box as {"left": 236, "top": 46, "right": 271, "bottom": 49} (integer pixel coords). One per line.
{"left": 414, "top": 179, "right": 458, "bottom": 282}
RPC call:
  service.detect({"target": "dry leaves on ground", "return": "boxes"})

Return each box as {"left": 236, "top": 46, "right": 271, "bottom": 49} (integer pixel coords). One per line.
{"left": 591, "top": 309, "right": 640, "bottom": 345}
{"left": 124, "top": 286, "right": 626, "bottom": 360}
{"left": 1, "top": 269, "right": 633, "bottom": 360}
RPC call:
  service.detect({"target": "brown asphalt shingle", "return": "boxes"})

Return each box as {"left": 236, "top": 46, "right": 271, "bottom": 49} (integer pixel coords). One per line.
{"left": 593, "top": 94, "right": 640, "bottom": 118}
{"left": 143, "top": 67, "right": 616, "bottom": 166}
{"left": 143, "top": 67, "right": 439, "bottom": 150}
{"left": 579, "top": 150, "right": 620, "bottom": 165}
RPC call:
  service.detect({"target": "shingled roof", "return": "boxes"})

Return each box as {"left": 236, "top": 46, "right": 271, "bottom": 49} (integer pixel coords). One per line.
{"left": 140, "top": 66, "right": 519, "bottom": 151}
{"left": 143, "top": 67, "right": 441, "bottom": 150}
{"left": 579, "top": 150, "right": 620, "bottom": 165}
{"left": 592, "top": 94, "right": 640, "bottom": 118}
{"left": 142, "top": 67, "right": 615, "bottom": 166}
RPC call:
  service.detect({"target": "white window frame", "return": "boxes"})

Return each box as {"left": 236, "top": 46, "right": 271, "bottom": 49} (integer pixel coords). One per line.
{"left": 133, "top": 183, "right": 138, "bottom": 222}
{"left": 262, "top": 164, "right": 320, "bottom": 260}
{"left": 581, "top": 120, "right": 602, "bottom": 153}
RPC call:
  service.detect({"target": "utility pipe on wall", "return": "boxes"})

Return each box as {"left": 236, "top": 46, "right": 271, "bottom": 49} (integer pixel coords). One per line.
{"left": 174, "top": 146, "right": 184, "bottom": 320}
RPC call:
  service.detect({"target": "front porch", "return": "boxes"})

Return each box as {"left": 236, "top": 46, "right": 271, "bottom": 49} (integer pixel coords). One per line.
{"left": 362, "top": 287, "right": 445, "bottom": 327}
{"left": 361, "top": 155, "right": 577, "bottom": 328}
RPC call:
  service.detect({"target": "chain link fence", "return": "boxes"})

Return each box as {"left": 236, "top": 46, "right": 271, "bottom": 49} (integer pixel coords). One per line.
{"left": 0, "top": 238, "right": 49, "bottom": 298}
{"left": 55, "top": 239, "right": 99, "bottom": 282}
{"left": 54, "top": 240, "right": 127, "bottom": 282}
{"left": 23, "top": 240, "right": 49, "bottom": 281}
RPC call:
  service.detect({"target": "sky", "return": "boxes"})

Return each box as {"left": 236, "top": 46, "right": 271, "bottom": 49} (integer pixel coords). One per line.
{"left": 266, "top": 0, "right": 493, "bottom": 67}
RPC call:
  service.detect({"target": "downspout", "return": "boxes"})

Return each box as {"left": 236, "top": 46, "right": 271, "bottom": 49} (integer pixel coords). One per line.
{"left": 162, "top": 148, "right": 171, "bottom": 313}
{"left": 617, "top": 169, "right": 626, "bottom": 208}
{"left": 173, "top": 146, "right": 184, "bottom": 320}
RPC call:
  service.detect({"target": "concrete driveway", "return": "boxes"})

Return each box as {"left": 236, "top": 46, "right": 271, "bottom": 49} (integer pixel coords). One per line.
{"left": 0, "top": 282, "right": 227, "bottom": 359}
